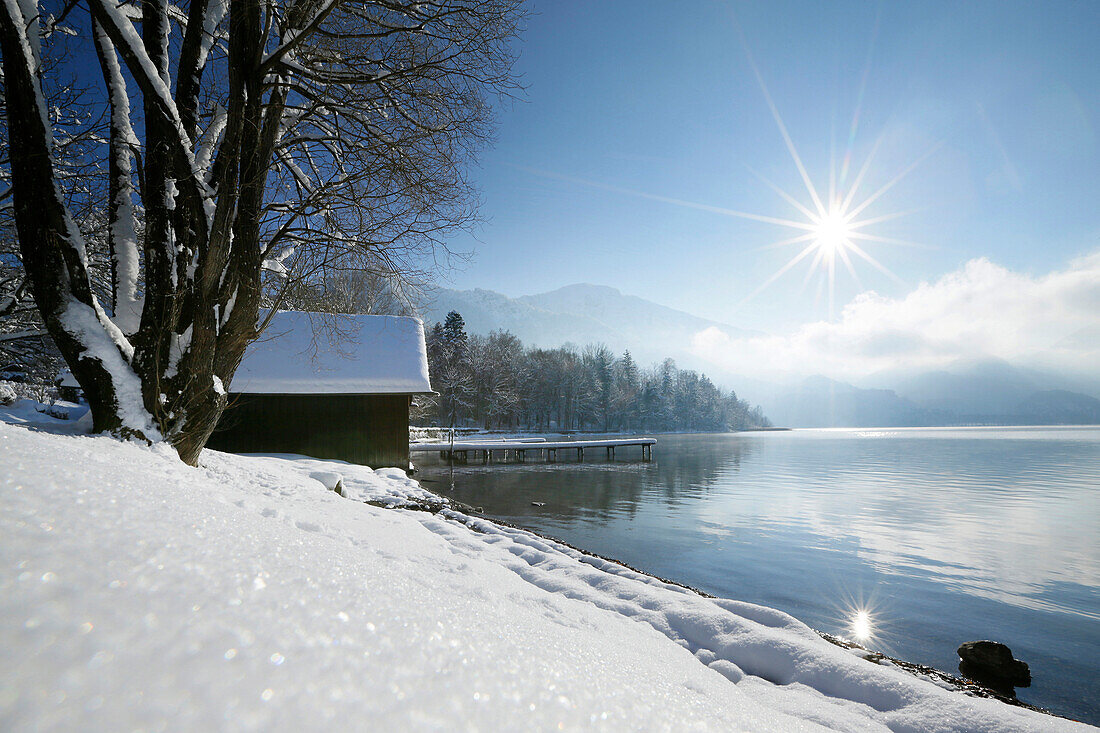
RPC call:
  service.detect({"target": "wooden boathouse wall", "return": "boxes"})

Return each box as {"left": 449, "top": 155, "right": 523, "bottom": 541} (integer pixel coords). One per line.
{"left": 208, "top": 393, "right": 411, "bottom": 468}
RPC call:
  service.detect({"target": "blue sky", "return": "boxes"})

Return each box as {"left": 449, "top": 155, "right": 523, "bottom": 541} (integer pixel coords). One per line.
{"left": 444, "top": 0, "right": 1100, "bottom": 349}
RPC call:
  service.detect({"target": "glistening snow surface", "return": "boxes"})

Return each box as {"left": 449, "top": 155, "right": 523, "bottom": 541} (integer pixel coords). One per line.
{"left": 0, "top": 420, "right": 1091, "bottom": 731}
{"left": 231, "top": 311, "right": 432, "bottom": 394}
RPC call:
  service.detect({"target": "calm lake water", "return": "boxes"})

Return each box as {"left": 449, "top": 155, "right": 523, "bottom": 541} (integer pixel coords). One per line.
{"left": 418, "top": 427, "right": 1100, "bottom": 724}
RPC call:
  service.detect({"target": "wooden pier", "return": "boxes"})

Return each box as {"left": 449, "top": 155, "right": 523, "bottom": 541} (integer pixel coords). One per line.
{"left": 410, "top": 437, "right": 656, "bottom": 463}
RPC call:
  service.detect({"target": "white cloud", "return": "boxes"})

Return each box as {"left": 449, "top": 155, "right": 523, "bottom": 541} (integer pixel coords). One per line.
{"left": 692, "top": 250, "right": 1100, "bottom": 381}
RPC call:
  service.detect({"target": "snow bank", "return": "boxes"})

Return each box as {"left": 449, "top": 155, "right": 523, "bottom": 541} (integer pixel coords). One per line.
{"left": 232, "top": 311, "right": 432, "bottom": 395}
{"left": 0, "top": 399, "right": 91, "bottom": 433}
{"left": 0, "top": 422, "right": 1090, "bottom": 731}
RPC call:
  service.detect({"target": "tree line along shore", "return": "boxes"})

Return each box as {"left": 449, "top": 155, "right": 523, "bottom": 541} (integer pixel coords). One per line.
{"left": 417, "top": 312, "right": 771, "bottom": 433}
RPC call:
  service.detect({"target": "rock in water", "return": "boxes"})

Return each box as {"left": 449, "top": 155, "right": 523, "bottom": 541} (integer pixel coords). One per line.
{"left": 957, "top": 641, "right": 1031, "bottom": 697}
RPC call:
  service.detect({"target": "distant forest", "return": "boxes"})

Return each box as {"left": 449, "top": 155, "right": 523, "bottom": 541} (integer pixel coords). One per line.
{"left": 416, "top": 312, "right": 771, "bottom": 432}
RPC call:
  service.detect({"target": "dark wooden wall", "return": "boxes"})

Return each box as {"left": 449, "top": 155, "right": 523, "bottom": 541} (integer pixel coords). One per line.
{"left": 208, "top": 393, "right": 411, "bottom": 468}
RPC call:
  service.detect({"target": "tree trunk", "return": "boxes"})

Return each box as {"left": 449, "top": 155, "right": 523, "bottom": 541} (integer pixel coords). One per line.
{"left": 0, "top": 5, "right": 151, "bottom": 438}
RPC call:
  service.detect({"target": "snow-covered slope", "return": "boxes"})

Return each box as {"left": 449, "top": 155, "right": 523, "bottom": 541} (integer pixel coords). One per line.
{"left": 1, "top": 419, "right": 1090, "bottom": 731}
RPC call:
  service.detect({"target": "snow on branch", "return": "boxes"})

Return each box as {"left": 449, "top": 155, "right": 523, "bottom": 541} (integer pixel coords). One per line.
{"left": 88, "top": 0, "right": 209, "bottom": 191}
{"left": 262, "top": 247, "right": 295, "bottom": 277}
{"left": 2, "top": 0, "right": 50, "bottom": 144}
{"left": 259, "top": 0, "right": 339, "bottom": 74}
{"left": 198, "top": 0, "right": 228, "bottom": 68}
{"left": 92, "top": 19, "right": 142, "bottom": 335}
{"left": 194, "top": 104, "right": 227, "bottom": 179}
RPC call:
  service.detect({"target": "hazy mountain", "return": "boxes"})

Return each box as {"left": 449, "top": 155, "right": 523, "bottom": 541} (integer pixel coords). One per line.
{"left": 758, "top": 373, "right": 1100, "bottom": 428}
{"left": 889, "top": 359, "right": 1042, "bottom": 415}
{"left": 420, "top": 283, "right": 754, "bottom": 373}
{"left": 757, "top": 376, "right": 934, "bottom": 428}
{"left": 872, "top": 359, "right": 1100, "bottom": 422}
{"left": 1015, "top": 390, "right": 1100, "bottom": 424}
{"left": 518, "top": 285, "right": 755, "bottom": 342}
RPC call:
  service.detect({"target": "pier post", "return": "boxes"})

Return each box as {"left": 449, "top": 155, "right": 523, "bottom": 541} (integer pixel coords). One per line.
{"left": 577, "top": 447, "right": 583, "bottom": 460}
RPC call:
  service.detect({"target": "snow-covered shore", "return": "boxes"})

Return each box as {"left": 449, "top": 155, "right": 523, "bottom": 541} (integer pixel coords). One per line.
{"left": 1, "top": 413, "right": 1092, "bottom": 731}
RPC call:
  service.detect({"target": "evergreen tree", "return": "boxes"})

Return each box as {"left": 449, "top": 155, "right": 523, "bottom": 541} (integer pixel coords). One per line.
{"left": 433, "top": 312, "right": 472, "bottom": 428}
{"left": 442, "top": 312, "right": 469, "bottom": 352}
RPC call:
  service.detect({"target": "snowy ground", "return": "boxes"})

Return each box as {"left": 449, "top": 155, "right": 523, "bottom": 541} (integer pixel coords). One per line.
{"left": 1, "top": 406, "right": 1093, "bottom": 731}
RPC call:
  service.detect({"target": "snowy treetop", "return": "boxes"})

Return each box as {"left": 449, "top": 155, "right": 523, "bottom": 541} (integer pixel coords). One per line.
{"left": 232, "top": 311, "right": 432, "bottom": 395}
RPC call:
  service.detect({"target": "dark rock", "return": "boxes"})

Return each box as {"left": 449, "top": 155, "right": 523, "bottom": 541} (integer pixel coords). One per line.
{"left": 958, "top": 641, "right": 1031, "bottom": 696}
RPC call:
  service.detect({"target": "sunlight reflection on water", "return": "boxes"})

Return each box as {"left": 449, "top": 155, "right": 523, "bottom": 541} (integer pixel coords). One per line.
{"left": 851, "top": 609, "right": 873, "bottom": 642}
{"left": 421, "top": 426, "right": 1100, "bottom": 722}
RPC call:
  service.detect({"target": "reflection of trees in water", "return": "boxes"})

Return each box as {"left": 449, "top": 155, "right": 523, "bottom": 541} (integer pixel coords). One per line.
{"left": 418, "top": 434, "right": 753, "bottom": 524}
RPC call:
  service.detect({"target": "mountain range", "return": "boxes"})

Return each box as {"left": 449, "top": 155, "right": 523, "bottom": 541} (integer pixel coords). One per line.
{"left": 420, "top": 284, "right": 755, "bottom": 372}
{"left": 420, "top": 284, "right": 1100, "bottom": 427}
{"left": 755, "top": 374, "right": 1100, "bottom": 428}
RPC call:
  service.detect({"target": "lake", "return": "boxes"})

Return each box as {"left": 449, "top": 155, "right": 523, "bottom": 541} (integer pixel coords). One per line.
{"left": 417, "top": 427, "right": 1100, "bottom": 724}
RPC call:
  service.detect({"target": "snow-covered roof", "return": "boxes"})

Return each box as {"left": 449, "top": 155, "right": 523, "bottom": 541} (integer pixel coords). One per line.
{"left": 231, "top": 311, "right": 432, "bottom": 395}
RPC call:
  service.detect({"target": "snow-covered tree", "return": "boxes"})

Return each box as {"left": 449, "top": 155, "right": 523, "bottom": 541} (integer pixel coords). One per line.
{"left": 427, "top": 310, "right": 472, "bottom": 428}
{"left": 1, "top": 39, "right": 109, "bottom": 388}
{"left": 415, "top": 310, "right": 771, "bottom": 433}
{"left": 278, "top": 268, "right": 418, "bottom": 319}
{"left": 0, "top": 0, "right": 522, "bottom": 463}
{"left": 468, "top": 330, "right": 523, "bottom": 429}
{"left": 613, "top": 349, "right": 639, "bottom": 430}
{"left": 582, "top": 343, "right": 614, "bottom": 431}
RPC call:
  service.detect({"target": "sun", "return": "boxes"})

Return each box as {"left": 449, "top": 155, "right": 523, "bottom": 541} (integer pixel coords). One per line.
{"left": 723, "top": 37, "right": 938, "bottom": 316}
{"left": 812, "top": 209, "right": 854, "bottom": 257}
{"left": 523, "top": 32, "right": 932, "bottom": 319}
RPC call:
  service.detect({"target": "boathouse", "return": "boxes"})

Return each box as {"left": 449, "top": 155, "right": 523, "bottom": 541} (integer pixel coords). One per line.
{"left": 208, "top": 311, "right": 432, "bottom": 468}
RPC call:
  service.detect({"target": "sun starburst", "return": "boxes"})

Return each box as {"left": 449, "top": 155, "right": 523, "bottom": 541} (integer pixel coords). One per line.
{"left": 709, "top": 16, "right": 947, "bottom": 317}
{"left": 812, "top": 209, "right": 853, "bottom": 256}
{"left": 518, "top": 28, "right": 934, "bottom": 319}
